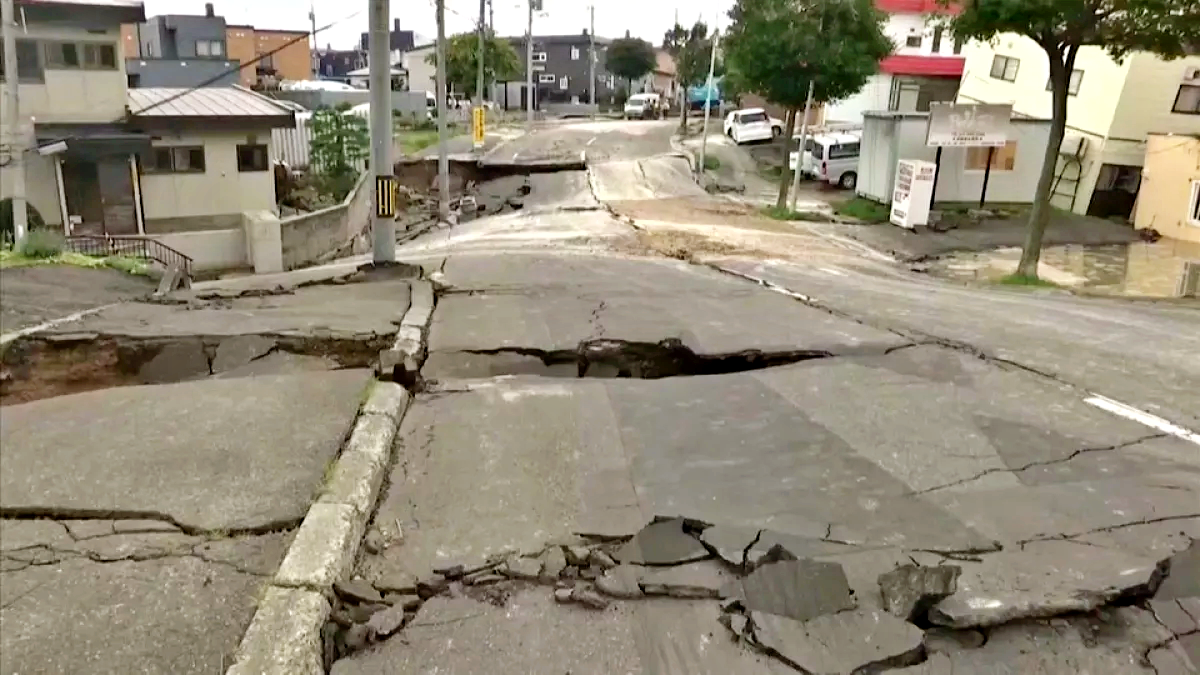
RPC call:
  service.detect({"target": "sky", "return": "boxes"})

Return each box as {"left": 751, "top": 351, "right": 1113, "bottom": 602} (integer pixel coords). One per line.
{"left": 141, "top": 0, "right": 736, "bottom": 51}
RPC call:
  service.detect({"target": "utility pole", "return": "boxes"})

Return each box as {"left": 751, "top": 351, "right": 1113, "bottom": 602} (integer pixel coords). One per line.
{"left": 788, "top": 80, "right": 815, "bottom": 211}
{"left": 1, "top": 0, "right": 28, "bottom": 244}
{"left": 525, "top": 0, "right": 535, "bottom": 128}
{"left": 308, "top": 3, "right": 318, "bottom": 78}
{"left": 697, "top": 29, "right": 719, "bottom": 177}
{"left": 488, "top": 0, "right": 494, "bottom": 32}
{"left": 588, "top": 5, "right": 595, "bottom": 119}
{"left": 435, "top": 0, "right": 450, "bottom": 221}
{"left": 367, "top": 0, "right": 394, "bottom": 262}
{"left": 475, "top": 0, "right": 485, "bottom": 113}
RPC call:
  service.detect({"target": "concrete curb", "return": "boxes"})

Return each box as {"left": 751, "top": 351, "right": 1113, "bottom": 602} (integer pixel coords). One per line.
{"left": 225, "top": 381, "right": 411, "bottom": 674}
{"left": 379, "top": 279, "right": 435, "bottom": 377}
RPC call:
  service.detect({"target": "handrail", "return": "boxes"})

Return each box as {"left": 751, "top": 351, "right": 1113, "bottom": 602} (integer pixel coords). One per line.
{"left": 65, "top": 234, "right": 194, "bottom": 280}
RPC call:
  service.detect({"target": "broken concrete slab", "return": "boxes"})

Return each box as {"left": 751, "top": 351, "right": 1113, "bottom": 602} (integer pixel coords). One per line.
{"left": 922, "top": 627, "right": 986, "bottom": 654}
{"left": 138, "top": 339, "right": 210, "bottom": 383}
{"left": 329, "top": 591, "right": 641, "bottom": 674}
{"left": 728, "top": 558, "right": 855, "bottom": 622}
{"left": 501, "top": 556, "right": 543, "bottom": 580}
{"left": 212, "top": 335, "right": 276, "bottom": 373}
{"left": 61, "top": 519, "right": 115, "bottom": 539}
{"left": 639, "top": 560, "right": 728, "bottom": 599}
{"left": 750, "top": 608, "right": 925, "bottom": 674}
{"left": 596, "top": 564, "right": 644, "bottom": 599}
{"left": 930, "top": 540, "right": 1168, "bottom": 629}
{"left": 212, "top": 351, "right": 340, "bottom": 379}
{"left": 540, "top": 546, "right": 567, "bottom": 581}
{"left": 615, "top": 517, "right": 710, "bottom": 566}
{"left": 365, "top": 603, "right": 407, "bottom": 639}
{"left": 0, "top": 519, "right": 75, "bottom": 551}
{"left": 0, "top": 370, "right": 372, "bottom": 532}
{"left": 335, "top": 580, "right": 383, "bottom": 604}
{"left": 372, "top": 570, "right": 418, "bottom": 594}
{"left": 570, "top": 585, "right": 610, "bottom": 609}
{"left": 1157, "top": 539, "right": 1200, "bottom": 601}
{"left": 1151, "top": 599, "right": 1200, "bottom": 636}
{"left": 878, "top": 564, "right": 961, "bottom": 622}
{"left": 1147, "top": 641, "right": 1200, "bottom": 675}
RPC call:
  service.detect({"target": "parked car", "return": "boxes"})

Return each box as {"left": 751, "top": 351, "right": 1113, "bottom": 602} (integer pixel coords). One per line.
{"left": 723, "top": 108, "right": 782, "bottom": 144}
{"left": 624, "top": 93, "right": 662, "bottom": 120}
{"left": 788, "top": 132, "right": 861, "bottom": 189}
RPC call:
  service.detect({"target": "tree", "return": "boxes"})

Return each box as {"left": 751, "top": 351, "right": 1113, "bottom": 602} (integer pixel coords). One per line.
{"left": 724, "top": 0, "right": 891, "bottom": 208}
{"left": 606, "top": 37, "right": 657, "bottom": 93}
{"left": 426, "top": 30, "right": 520, "bottom": 99}
{"left": 663, "top": 22, "right": 721, "bottom": 130}
{"left": 949, "top": 0, "right": 1200, "bottom": 279}
{"left": 309, "top": 104, "right": 369, "bottom": 200}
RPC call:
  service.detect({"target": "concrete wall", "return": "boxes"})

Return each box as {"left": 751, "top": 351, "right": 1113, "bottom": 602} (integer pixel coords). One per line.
{"left": 125, "top": 58, "right": 240, "bottom": 87}
{"left": 150, "top": 228, "right": 247, "bottom": 272}
{"left": 272, "top": 90, "right": 431, "bottom": 117}
{"left": 1134, "top": 135, "right": 1200, "bottom": 244}
{"left": 13, "top": 23, "right": 127, "bottom": 123}
{"left": 140, "top": 130, "right": 276, "bottom": 225}
{"left": 280, "top": 172, "right": 371, "bottom": 270}
{"left": 858, "top": 112, "right": 1052, "bottom": 205}
{"left": 20, "top": 152, "right": 64, "bottom": 228}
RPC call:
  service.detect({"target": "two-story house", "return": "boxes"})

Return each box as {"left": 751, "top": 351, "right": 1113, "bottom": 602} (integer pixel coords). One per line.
{"left": 5, "top": 0, "right": 294, "bottom": 246}
{"left": 121, "top": 3, "right": 310, "bottom": 89}
{"left": 498, "top": 32, "right": 615, "bottom": 109}
{"left": 824, "top": 0, "right": 965, "bottom": 124}
{"left": 956, "top": 36, "right": 1200, "bottom": 220}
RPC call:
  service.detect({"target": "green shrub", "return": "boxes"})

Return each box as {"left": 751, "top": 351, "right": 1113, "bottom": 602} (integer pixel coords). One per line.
{"left": 1, "top": 198, "right": 46, "bottom": 246}
{"left": 834, "top": 197, "right": 890, "bottom": 223}
{"left": 17, "top": 228, "right": 64, "bottom": 258}
{"left": 703, "top": 155, "right": 721, "bottom": 171}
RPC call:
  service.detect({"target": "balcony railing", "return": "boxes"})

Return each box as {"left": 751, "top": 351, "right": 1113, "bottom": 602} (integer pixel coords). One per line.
{"left": 65, "top": 235, "right": 193, "bottom": 280}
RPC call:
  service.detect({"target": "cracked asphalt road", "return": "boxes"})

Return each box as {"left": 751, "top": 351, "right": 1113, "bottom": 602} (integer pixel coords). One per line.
{"left": 331, "top": 121, "right": 1200, "bottom": 673}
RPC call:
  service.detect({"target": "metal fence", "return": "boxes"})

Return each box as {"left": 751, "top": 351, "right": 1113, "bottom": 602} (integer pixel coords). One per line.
{"left": 272, "top": 115, "right": 316, "bottom": 170}
{"left": 65, "top": 235, "right": 193, "bottom": 279}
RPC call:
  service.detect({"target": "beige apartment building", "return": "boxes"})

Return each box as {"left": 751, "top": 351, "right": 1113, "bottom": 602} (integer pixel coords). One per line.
{"left": 957, "top": 35, "right": 1200, "bottom": 221}
{"left": 1134, "top": 134, "right": 1200, "bottom": 244}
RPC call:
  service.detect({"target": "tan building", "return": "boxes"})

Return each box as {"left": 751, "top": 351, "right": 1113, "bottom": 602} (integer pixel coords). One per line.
{"left": 1134, "top": 134, "right": 1200, "bottom": 244}
{"left": 241, "top": 27, "right": 311, "bottom": 87}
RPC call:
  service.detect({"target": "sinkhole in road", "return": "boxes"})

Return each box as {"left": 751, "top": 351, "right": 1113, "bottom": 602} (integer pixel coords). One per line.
{"left": 0, "top": 333, "right": 389, "bottom": 405}
{"left": 450, "top": 338, "right": 833, "bottom": 380}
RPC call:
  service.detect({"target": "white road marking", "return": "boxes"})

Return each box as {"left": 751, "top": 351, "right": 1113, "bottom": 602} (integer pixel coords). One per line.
{"left": 586, "top": 136, "right": 597, "bottom": 146}
{"left": 818, "top": 267, "right": 846, "bottom": 276}
{"left": 511, "top": 151, "right": 522, "bottom": 161}
{"left": 1084, "top": 394, "right": 1200, "bottom": 446}
{"left": 0, "top": 303, "right": 118, "bottom": 346}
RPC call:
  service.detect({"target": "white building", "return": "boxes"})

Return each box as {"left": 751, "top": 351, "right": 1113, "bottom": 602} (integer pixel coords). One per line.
{"left": 956, "top": 35, "right": 1200, "bottom": 219}
{"left": 825, "top": 0, "right": 965, "bottom": 125}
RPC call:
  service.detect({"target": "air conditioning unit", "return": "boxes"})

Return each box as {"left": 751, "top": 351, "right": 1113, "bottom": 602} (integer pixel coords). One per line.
{"left": 1185, "top": 66, "right": 1200, "bottom": 82}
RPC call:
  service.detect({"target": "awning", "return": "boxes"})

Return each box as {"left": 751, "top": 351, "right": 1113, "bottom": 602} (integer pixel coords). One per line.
{"left": 35, "top": 124, "right": 152, "bottom": 161}
{"left": 880, "top": 55, "right": 966, "bottom": 77}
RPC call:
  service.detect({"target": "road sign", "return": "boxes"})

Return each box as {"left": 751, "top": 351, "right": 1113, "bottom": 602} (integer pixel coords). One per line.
{"left": 473, "top": 107, "right": 485, "bottom": 147}
{"left": 926, "top": 103, "right": 1012, "bottom": 147}
{"left": 375, "top": 175, "right": 396, "bottom": 218}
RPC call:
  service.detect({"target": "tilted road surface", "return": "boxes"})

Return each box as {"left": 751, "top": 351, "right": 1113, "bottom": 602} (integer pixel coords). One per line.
{"left": 325, "top": 120, "right": 1200, "bottom": 674}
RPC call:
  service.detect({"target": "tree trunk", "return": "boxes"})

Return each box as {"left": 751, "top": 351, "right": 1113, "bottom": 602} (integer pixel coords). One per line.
{"left": 679, "top": 91, "right": 689, "bottom": 134}
{"left": 775, "top": 109, "right": 797, "bottom": 209}
{"left": 1017, "top": 45, "right": 1076, "bottom": 278}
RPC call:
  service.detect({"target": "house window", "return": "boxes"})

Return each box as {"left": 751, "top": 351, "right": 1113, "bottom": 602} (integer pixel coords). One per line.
{"left": 145, "top": 146, "right": 206, "bottom": 174}
{"left": 0, "top": 39, "right": 45, "bottom": 82}
{"left": 1190, "top": 180, "right": 1200, "bottom": 225}
{"left": 965, "top": 141, "right": 1018, "bottom": 171}
{"left": 1173, "top": 85, "right": 1200, "bottom": 114}
{"left": 538, "top": 73, "right": 556, "bottom": 83}
{"left": 571, "top": 46, "right": 580, "bottom": 60}
{"left": 236, "top": 144, "right": 269, "bottom": 172}
{"left": 196, "top": 40, "right": 224, "bottom": 57}
{"left": 42, "top": 42, "right": 116, "bottom": 70}
{"left": 931, "top": 26, "right": 943, "bottom": 53}
{"left": 1046, "top": 70, "right": 1084, "bottom": 95}
{"left": 905, "top": 34, "right": 922, "bottom": 48}
{"left": 990, "top": 55, "right": 1020, "bottom": 82}
{"left": 559, "top": 76, "right": 568, "bottom": 90}
{"left": 532, "top": 51, "right": 547, "bottom": 63}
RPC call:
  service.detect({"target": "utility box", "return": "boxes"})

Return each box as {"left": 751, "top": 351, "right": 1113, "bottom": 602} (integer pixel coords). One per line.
{"left": 890, "top": 159, "right": 936, "bottom": 229}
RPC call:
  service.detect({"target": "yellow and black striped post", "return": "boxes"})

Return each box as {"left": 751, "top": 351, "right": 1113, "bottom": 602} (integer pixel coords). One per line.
{"left": 375, "top": 175, "right": 397, "bottom": 219}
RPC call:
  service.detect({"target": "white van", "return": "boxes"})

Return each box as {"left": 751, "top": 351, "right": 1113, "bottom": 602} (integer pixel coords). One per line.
{"left": 624, "top": 93, "right": 661, "bottom": 120}
{"left": 789, "top": 132, "right": 861, "bottom": 189}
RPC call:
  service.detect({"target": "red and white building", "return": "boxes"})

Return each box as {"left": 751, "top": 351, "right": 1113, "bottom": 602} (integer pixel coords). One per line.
{"left": 824, "top": 0, "right": 964, "bottom": 124}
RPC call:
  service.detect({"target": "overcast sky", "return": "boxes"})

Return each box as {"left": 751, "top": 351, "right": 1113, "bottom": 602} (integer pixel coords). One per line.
{"left": 142, "top": 0, "right": 735, "bottom": 50}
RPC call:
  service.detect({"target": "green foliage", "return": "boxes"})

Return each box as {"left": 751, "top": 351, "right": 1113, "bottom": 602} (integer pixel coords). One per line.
{"left": 761, "top": 205, "right": 833, "bottom": 222}
{"left": 397, "top": 130, "right": 441, "bottom": 156}
{"left": 662, "top": 22, "right": 723, "bottom": 128}
{"left": 998, "top": 273, "right": 1059, "bottom": 288}
{"left": 949, "top": 0, "right": 1200, "bottom": 278}
{"left": 606, "top": 37, "right": 657, "bottom": 85}
{"left": 834, "top": 197, "right": 891, "bottom": 223}
{"left": 703, "top": 155, "right": 721, "bottom": 171}
{"left": 17, "top": 229, "right": 64, "bottom": 258}
{"left": 724, "top": 0, "right": 892, "bottom": 109}
{"left": 309, "top": 106, "right": 369, "bottom": 201}
{"left": 425, "top": 31, "right": 520, "bottom": 99}
{"left": 1, "top": 199, "right": 46, "bottom": 247}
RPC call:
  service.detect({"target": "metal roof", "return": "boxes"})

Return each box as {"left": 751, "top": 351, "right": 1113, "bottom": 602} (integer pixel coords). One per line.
{"left": 127, "top": 86, "right": 292, "bottom": 119}
{"left": 19, "top": 0, "right": 143, "bottom": 7}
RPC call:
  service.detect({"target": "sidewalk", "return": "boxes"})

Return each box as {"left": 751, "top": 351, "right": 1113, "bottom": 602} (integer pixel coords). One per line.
{"left": 0, "top": 267, "right": 416, "bottom": 674}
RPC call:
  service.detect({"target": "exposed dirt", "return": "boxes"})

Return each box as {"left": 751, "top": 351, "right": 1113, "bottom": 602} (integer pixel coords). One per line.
{"left": 0, "top": 266, "right": 155, "bottom": 335}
